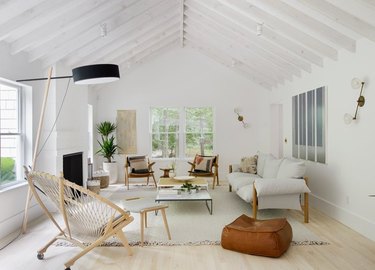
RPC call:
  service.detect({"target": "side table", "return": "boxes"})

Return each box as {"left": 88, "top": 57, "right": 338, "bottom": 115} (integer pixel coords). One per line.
{"left": 160, "top": 168, "right": 172, "bottom": 178}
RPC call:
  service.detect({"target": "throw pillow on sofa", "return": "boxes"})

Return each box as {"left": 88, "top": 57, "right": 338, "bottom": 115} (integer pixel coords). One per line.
{"left": 277, "top": 159, "right": 306, "bottom": 179}
{"left": 256, "top": 152, "right": 274, "bottom": 177}
{"left": 262, "top": 158, "right": 283, "bottom": 178}
{"left": 240, "top": 155, "right": 257, "bottom": 174}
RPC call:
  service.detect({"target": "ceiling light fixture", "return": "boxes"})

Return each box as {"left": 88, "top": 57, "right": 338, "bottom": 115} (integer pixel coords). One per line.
{"left": 256, "top": 23, "right": 263, "bottom": 36}
{"left": 234, "top": 108, "right": 249, "bottom": 128}
{"left": 100, "top": 23, "right": 107, "bottom": 37}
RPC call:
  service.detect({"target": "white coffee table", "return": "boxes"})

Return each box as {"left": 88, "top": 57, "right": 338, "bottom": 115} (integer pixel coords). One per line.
{"left": 156, "top": 177, "right": 213, "bottom": 214}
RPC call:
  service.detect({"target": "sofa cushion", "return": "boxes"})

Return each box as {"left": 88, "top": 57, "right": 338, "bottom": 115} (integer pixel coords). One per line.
{"left": 262, "top": 158, "right": 283, "bottom": 178}
{"left": 254, "top": 178, "right": 311, "bottom": 196}
{"left": 240, "top": 156, "right": 257, "bottom": 174}
{"left": 194, "top": 155, "right": 215, "bottom": 172}
{"left": 257, "top": 152, "right": 273, "bottom": 177}
{"left": 277, "top": 159, "right": 306, "bottom": 179}
{"left": 236, "top": 184, "right": 253, "bottom": 203}
{"left": 227, "top": 173, "right": 260, "bottom": 191}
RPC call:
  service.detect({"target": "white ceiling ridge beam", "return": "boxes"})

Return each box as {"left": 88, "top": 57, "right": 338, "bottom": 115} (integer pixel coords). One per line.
{"left": 6, "top": 0, "right": 94, "bottom": 43}
{"left": 180, "top": 0, "right": 185, "bottom": 47}
{"left": 40, "top": 0, "right": 177, "bottom": 67}
{"left": 187, "top": 0, "right": 323, "bottom": 67}
{"left": 185, "top": 40, "right": 273, "bottom": 90}
{"left": 28, "top": 0, "right": 167, "bottom": 62}
{"left": 298, "top": 0, "right": 375, "bottom": 43}
{"left": 67, "top": 12, "right": 180, "bottom": 65}
{"left": 184, "top": 32, "right": 279, "bottom": 86}
{"left": 113, "top": 28, "right": 180, "bottom": 65}
{"left": 184, "top": 2, "right": 311, "bottom": 73}
{"left": 119, "top": 38, "right": 180, "bottom": 71}
{"left": 0, "top": 0, "right": 46, "bottom": 25}
{"left": 185, "top": 21, "right": 292, "bottom": 82}
{"left": 0, "top": 0, "right": 70, "bottom": 41}
{"left": 247, "top": 0, "right": 356, "bottom": 53}
{"left": 11, "top": 0, "right": 109, "bottom": 54}
{"left": 185, "top": 9, "right": 301, "bottom": 78}
{"left": 217, "top": 0, "right": 337, "bottom": 60}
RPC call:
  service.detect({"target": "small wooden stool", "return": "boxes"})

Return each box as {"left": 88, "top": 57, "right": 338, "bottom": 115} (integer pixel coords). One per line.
{"left": 125, "top": 198, "right": 171, "bottom": 246}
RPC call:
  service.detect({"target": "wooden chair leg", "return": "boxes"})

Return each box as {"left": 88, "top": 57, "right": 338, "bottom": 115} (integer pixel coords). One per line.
{"left": 161, "top": 208, "right": 171, "bottom": 240}
{"left": 146, "top": 176, "right": 149, "bottom": 186}
{"left": 152, "top": 174, "right": 157, "bottom": 187}
{"left": 212, "top": 175, "right": 215, "bottom": 189}
{"left": 145, "top": 211, "right": 148, "bottom": 228}
{"left": 115, "top": 231, "right": 133, "bottom": 256}
{"left": 125, "top": 174, "right": 129, "bottom": 190}
{"left": 252, "top": 184, "right": 258, "bottom": 220}
{"left": 140, "top": 212, "right": 145, "bottom": 247}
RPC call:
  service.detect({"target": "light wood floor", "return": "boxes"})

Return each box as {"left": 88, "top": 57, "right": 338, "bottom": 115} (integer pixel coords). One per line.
{"left": 1, "top": 203, "right": 375, "bottom": 269}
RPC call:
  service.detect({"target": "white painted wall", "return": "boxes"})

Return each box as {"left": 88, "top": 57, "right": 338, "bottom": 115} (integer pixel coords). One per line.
{"left": 90, "top": 47, "right": 271, "bottom": 182}
{"left": 0, "top": 43, "right": 89, "bottom": 240}
{"left": 270, "top": 39, "right": 375, "bottom": 241}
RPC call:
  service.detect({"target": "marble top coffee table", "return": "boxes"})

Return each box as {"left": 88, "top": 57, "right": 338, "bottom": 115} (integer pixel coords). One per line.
{"left": 155, "top": 177, "right": 212, "bottom": 214}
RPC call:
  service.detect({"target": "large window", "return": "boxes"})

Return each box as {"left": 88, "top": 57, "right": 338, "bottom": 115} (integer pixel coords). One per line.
{"left": 150, "top": 107, "right": 214, "bottom": 158}
{"left": 0, "top": 82, "right": 23, "bottom": 187}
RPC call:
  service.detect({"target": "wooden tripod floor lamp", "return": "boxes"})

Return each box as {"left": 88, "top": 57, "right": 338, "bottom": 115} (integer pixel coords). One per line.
{"left": 17, "top": 64, "right": 120, "bottom": 233}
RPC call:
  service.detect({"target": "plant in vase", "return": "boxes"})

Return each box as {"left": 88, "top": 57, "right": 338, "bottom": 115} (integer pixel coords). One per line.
{"left": 96, "top": 121, "right": 120, "bottom": 184}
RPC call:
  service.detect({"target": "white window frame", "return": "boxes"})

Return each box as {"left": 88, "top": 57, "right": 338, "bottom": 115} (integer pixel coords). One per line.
{"left": 150, "top": 106, "right": 215, "bottom": 160}
{"left": 0, "top": 80, "right": 25, "bottom": 189}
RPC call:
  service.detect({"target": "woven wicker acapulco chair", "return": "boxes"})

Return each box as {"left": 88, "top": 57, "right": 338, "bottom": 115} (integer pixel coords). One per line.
{"left": 27, "top": 171, "right": 134, "bottom": 270}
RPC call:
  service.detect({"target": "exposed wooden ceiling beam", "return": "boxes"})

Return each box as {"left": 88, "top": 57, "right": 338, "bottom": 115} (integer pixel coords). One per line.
{"left": 217, "top": 0, "right": 337, "bottom": 60}
{"left": 11, "top": 0, "right": 109, "bottom": 54}
{"left": 91, "top": 19, "right": 180, "bottom": 65}
{"left": 185, "top": 39, "right": 273, "bottom": 90}
{"left": 185, "top": 9, "right": 301, "bottom": 78}
{"left": 298, "top": 0, "right": 375, "bottom": 42}
{"left": 180, "top": 0, "right": 185, "bottom": 47}
{"left": 246, "top": 0, "right": 356, "bottom": 52}
{"left": 187, "top": 0, "right": 323, "bottom": 67}
{"left": 65, "top": 9, "right": 180, "bottom": 66}
{"left": 185, "top": 26, "right": 285, "bottom": 85}
{"left": 119, "top": 38, "right": 180, "bottom": 72}
{"left": 0, "top": 0, "right": 68, "bottom": 41}
{"left": 185, "top": 2, "right": 311, "bottom": 73}
{"left": 115, "top": 27, "right": 180, "bottom": 65}
{"left": 26, "top": 0, "right": 138, "bottom": 62}
{"left": 40, "top": 0, "right": 178, "bottom": 67}
{"left": 0, "top": 0, "right": 46, "bottom": 26}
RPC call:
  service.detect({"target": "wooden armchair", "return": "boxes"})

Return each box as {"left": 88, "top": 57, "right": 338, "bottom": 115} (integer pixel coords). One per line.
{"left": 27, "top": 171, "right": 134, "bottom": 270}
{"left": 188, "top": 154, "right": 219, "bottom": 189}
{"left": 125, "top": 155, "right": 157, "bottom": 190}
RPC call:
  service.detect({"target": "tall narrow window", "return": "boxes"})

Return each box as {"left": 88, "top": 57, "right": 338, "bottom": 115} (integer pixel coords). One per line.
{"left": 185, "top": 107, "right": 214, "bottom": 157}
{"left": 292, "top": 86, "right": 326, "bottom": 163}
{"left": 150, "top": 107, "right": 214, "bottom": 158}
{"left": 0, "top": 82, "right": 23, "bottom": 187}
{"left": 150, "top": 108, "right": 179, "bottom": 158}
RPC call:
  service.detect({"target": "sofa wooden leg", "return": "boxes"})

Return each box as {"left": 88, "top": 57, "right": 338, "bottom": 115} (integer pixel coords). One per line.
{"left": 252, "top": 184, "right": 258, "bottom": 220}
{"left": 229, "top": 185, "right": 232, "bottom": 192}
{"left": 304, "top": 192, "right": 309, "bottom": 223}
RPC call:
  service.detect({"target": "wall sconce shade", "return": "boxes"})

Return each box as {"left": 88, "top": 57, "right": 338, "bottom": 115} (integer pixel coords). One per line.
{"left": 344, "top": 78, "right": 365, "bottom": 124}
{"left": 234, "top": 108, "right": 249, "bottom": 128}
{"left": 72, "top": 64, "right": 120, "bottom": 85}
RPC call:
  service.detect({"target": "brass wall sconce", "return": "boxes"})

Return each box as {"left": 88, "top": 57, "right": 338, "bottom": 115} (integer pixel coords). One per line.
{"left": 344, "top": 78, "right": 365, "bottom": 124}
{"left": 234, "top": 108, "right": 249, "bottom": 128}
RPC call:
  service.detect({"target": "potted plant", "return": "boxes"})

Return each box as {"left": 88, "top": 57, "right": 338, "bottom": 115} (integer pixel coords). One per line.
{"left": 96, "top": 121, "right": 119, "bottom": 184}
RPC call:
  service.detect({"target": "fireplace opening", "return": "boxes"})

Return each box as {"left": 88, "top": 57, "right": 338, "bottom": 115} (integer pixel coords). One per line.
{"left": 63, "top": 152, "right": 83, "bottom": 186}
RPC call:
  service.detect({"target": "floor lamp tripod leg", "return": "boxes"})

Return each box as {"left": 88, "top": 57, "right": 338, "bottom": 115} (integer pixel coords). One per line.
{"left": 21, "top": 67, "right": 53, "bottom": 234}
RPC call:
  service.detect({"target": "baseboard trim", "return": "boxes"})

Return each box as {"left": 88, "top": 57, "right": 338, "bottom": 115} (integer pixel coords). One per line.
{"left": 310, "top": 194, "right": 375, "bottom": 241}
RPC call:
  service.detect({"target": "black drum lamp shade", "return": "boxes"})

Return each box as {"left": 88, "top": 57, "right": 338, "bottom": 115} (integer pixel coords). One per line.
{"left": 72, "top": 64, "right": 120, "bottom": 85}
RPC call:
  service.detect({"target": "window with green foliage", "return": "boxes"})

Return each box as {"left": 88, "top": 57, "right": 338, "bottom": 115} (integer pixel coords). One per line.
{"left": 0, "top": 82, "right": 23, "bottom": 187}
{"left": 150, "top": 107, "right": 214, "bottom": 158}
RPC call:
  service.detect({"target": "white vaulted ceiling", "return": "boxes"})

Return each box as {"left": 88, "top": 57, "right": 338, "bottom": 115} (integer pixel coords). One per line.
{"left": 1, "top": 0, "right": 375, "bottom": 89}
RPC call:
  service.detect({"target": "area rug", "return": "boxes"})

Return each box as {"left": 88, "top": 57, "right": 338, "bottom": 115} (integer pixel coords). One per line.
{"left": 95, "top": 185, "right": 329, "bottom": 247}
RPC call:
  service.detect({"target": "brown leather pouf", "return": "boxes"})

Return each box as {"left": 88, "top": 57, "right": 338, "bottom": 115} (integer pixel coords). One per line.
{"left": 221, "top": 214, "right": 292, "bottom": 258}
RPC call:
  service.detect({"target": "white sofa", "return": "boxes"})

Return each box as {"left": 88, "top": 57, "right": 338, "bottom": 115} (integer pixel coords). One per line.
{"left": 227, "top": 152, "right": 311, "bottom": 222}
